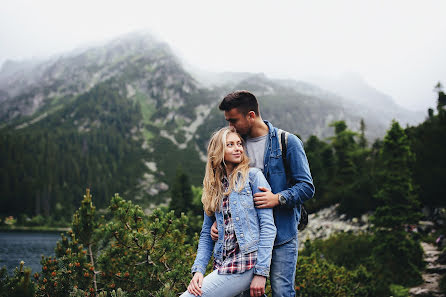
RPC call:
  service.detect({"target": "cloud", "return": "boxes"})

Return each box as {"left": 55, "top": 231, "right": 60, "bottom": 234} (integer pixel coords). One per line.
{"left": 1, "top": 0, "right": 445, "bottom": 111}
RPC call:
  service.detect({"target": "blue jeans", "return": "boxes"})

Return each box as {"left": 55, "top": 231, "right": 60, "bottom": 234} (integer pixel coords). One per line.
{"left": 180, "top": 269, "right": 254, "bottom": 297}
{"left": 270, "top": 235, "right": 298, "bottom": 297}
{"left": 237, "top": 235, "right": 299, "bottom": 297}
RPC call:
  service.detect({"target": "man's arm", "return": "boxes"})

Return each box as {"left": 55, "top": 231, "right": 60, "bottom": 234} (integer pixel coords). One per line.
{"left": 277, "top": 134, "right": 314, "bottom": 207}
{"left": 254, "top": 134, "right": 314, "bottom": 208}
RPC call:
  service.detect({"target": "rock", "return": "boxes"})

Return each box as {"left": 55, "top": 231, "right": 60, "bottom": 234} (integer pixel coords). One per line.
{"left": 418, "top": 221, "right": 435, "bottom": 233}
{"left": 409, "top": 242, "right": 444, "bottom": 297}
{"left": 298, "top": 204, "right": 372, "bottom": 250}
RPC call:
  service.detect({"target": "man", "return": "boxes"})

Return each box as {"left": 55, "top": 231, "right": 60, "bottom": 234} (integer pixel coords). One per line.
{"left": 212, "top": 90, "right": 315, "bottom": 297}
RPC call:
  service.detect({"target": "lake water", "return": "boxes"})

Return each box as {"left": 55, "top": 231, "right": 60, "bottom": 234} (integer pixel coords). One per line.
{"left": 0, "top": 231, "right": 61, "bottom": 274}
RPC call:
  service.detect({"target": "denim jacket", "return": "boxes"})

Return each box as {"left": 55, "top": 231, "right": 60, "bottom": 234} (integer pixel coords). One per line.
{"left": 191, "top": 168, "right": 277, "bottom": 277}
{"left": 262, "top": 121, "right": 315, "bottom": 246}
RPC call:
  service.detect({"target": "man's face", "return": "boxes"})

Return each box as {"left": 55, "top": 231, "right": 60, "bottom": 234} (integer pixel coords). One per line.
{"left": 224, "top": 108, "right": 252, "bottom": 136}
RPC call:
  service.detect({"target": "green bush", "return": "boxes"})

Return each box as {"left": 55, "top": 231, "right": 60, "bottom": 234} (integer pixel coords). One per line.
{"left": 389, "top": 284, "right": 409, "bottom": 297}
{"left": 300, "top": 231, "right": 424, "bottom": 296}
{"left": 33, "top": 190, "right": 196, "bottom": 297}
{"left": 302, "top": 232, "right": 374, "bottom": 270}
{"left": 371, "top": 231, "right": 424, "bottom": 287}
{"left": 295, "top": 253, "right": 377, "bottom": 297}
{"left": 0, "top": 261, "right": 35, "bottom": 297}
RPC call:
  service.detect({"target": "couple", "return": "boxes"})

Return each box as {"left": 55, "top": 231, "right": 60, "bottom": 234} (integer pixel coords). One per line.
{"left": 180, "top": 91, "right": 315, "bottom": 297}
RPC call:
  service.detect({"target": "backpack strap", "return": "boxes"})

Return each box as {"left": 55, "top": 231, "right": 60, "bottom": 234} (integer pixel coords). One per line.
{"left": 277, "top": 129, "right": 291, "bottom": 183}
{"left": 277, "top": 129, "right": 289, "bottom": 156}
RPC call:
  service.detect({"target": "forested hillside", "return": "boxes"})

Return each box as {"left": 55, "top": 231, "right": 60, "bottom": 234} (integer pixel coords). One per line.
{"left": 0, "top": 31, "right": 427, "bottom": 225}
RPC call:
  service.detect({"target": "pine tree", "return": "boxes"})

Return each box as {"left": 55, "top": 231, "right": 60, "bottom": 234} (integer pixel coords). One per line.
{"left": 34, "top": 190, "right": 195, "bottom": 297}
{"left": 372, "top": 120, "right": 421, "bottom": 230}
{"left": 371, "top": 120, "right": 423, "bottom": 287}
{"left": 169, "top": 168, "right": 194, "bottom": 216}
{"left": 359, "top": 119, "right": 367, "bottom": 149}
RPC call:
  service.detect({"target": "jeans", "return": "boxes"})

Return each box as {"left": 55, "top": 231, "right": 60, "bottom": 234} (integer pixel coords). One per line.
{"left": 180, "top": 269, "right": 254, "bottom": 297}
{"left": 237, "top": 235, "right": 299, "bottom": 297}
{"left": 270, "top": 235, "right": 298, "bottom": 297}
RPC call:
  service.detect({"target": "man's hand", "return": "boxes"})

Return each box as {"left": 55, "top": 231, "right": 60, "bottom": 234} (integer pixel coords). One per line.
{"left": 253, "top": 186, "right": 279, "bottom": 208}
{"left": 210, "top": 221, "right": 218, "bottom": 241}
{"left": 250, "top": 275, "right": 266, "bottom": 297}
{"left": 187, "top": 272, "right": 203, "bottom": 296}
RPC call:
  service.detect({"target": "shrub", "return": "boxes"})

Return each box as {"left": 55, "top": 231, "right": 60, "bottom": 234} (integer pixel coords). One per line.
{"left": 34, "top": 190, "right": 196, "bottom": 297}
{"left": 0, "top": 261, "right": 35, "bottom": 297}
{"left": 295, "top": 253, "right": 377, "bottom": 297}
{"left": 302, "top": 232, "right": 374, "bottom": 270}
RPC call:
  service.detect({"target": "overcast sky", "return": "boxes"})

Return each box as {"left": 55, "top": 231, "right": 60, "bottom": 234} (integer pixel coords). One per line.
{"left": 1, "top": 0, "right": 445, "bottom": 111}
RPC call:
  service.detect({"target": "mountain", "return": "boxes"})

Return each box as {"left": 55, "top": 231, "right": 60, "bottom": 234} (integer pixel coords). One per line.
{"left": 0, "top": 31, "right": 426, "bottom": 220}
{"left": 304, "top": 72, "right": 424, "bottom": 130}
{"left": 0, "top": 32, "right": 218, "bottom": 218}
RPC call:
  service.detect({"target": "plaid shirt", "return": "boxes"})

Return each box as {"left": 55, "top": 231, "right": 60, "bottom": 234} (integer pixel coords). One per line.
{"left": 214, "top": 179, "right": 257, "bottom": 274}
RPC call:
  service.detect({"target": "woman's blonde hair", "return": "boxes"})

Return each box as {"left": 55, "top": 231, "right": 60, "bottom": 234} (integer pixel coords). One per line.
{"left": 202, "top": 126, "right": 250, "bottom": 216}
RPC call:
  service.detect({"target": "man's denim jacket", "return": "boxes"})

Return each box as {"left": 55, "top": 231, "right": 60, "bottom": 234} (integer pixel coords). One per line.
{"left": 191, "top": 168, "right": 277, "bottom": 277}
{"left": 262, "top": 121, "right": 315, "bottom": 246}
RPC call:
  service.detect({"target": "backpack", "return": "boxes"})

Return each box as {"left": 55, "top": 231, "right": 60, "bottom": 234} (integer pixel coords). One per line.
{"left": 277, "top": 129, "right": 309, "bottom": 231}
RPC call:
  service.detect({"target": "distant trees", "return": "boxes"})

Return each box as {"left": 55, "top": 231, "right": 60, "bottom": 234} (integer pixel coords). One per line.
{"left": 0, "top": 80, "right": 148, "bottom": 222}
{"left": 305, "top": 119, "right": 376, "bottom": 217}
{"left": 406, "top": 81, "right": 446, "bottom": 208}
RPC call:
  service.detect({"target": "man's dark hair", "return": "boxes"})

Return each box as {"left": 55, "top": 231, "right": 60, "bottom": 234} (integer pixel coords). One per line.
{"left": 219, "top": 90, "right": 260, "bottom": 116}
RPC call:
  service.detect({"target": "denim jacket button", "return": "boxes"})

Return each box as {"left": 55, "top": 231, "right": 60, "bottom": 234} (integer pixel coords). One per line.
{"left": 236, "top": 217, "right": 240, "bottom": 221}
{"left": 240, "top": 233, "right": 244, "bottom": 237}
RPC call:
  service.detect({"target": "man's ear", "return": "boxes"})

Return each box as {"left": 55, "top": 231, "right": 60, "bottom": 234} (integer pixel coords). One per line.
{"left": 247, "top": 111, "right": 256, "bottom": 120}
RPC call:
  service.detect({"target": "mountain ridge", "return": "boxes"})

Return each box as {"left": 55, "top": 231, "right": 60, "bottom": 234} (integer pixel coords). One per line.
{"left": 0, "top": 31, "right": 428, "bottom": 218}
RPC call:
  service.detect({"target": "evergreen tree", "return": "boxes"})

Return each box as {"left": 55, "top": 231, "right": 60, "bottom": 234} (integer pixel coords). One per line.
{"left": 371, "top": 120, "right": 423, "bottom": 287}
{"left": 372, "top": 120, "right": 421, "bottom": 230}
{"left": 359, "top": 118, "right": 367, "bottom": 149}
{"left": 304, "top": 135, "right": 335, "bottom": 212}
{"left": 406, "top": 82, "right": 446, "bottom": 208}
{"left": 34, "top": 190, "right": 195, "bottom": 297}
{"left": 168, "top": 168, "right": 194, "bottom": 216}
{"left": 435, "top": 81, "right": 446, "bottom": 111}
{"left": 329, "top": 121, "right": 375, "bottom": 217}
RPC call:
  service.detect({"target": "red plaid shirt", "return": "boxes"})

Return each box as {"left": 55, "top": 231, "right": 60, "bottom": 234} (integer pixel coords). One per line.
{"left": 214, "top": 185, "right": 257, "bottom": 274}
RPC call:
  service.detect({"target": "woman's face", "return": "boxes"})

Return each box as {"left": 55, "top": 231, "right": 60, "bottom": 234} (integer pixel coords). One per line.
{"left": 224, "top": 132, "right": 243, "bottom": 166}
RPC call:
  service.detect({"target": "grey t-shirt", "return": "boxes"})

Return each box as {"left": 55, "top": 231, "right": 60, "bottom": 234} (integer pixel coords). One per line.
{"left": 245, "top": 134, "right": 268, "bottom": 171}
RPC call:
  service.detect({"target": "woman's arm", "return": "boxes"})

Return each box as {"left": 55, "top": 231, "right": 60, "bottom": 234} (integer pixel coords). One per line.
{"left": 250, "top": 169, "right": 277, "bottom": 277}
{"left": 190, "top": 212, "right": 216, "bottom": 275}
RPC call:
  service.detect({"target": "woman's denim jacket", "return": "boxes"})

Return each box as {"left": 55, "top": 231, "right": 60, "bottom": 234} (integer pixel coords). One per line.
{"left": 191, "top": 168, "right": 277, "bottom": 277}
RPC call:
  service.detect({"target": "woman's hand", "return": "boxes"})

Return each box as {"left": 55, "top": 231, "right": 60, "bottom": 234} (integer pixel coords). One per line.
{"left": 250, "top": 275, "right": 266, "bottom": 297}
{"left": 187, "top": 272, "right": 203, "bottom": 296}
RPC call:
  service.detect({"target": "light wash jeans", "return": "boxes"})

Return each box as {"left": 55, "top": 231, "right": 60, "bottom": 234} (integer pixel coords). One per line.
{"left": 180, "top": 269, "right": 254, "bottom": 297}
{"left": 270, "top": 235, "right": 298, "bottom": 297}
{"left": 237, "top": 235, "right": 299, "bottom": 297}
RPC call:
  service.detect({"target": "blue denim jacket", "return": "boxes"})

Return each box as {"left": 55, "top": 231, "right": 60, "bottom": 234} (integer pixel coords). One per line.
{"left": 262, "top": 121, "right": 315, "bottom": 246}
{"left": 191, "top": 168, "right": 277, "bottom": 277}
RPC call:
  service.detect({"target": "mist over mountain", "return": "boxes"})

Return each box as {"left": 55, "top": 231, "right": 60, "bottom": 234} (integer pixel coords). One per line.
{"left": 304, "top": 72, "right": 424, "bottom": 127}
{"left": 0, "top": 31, "right": 429, "bottom": 217}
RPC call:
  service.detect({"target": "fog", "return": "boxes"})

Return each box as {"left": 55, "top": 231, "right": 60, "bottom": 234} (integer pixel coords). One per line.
{"left": 1, "top": 0, "right": 445, "bottom": 111}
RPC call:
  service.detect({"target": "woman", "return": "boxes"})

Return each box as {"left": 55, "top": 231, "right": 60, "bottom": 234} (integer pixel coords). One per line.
{"left": 181, "top": 127, "right": 276, "bottom": 297}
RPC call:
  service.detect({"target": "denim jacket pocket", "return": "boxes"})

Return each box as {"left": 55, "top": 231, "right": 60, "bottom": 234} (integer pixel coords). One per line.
{"left": 238, "top": 185, "right": 254, "bottom": 209}
{"left": 268, "top": 149, "right": 285, "bottom": 174}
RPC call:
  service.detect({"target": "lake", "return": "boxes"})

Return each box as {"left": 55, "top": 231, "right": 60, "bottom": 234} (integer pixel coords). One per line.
{"left": 0, "top": 231, "right": 61, "bottom": 274}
